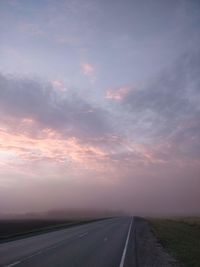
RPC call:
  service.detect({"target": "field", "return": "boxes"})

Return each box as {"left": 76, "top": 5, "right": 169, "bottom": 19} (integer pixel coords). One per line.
{"left": 149, "top": 218, "right": 200, "bottom": 267}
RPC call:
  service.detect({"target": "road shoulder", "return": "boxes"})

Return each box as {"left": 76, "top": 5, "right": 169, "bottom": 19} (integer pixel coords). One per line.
{"left": 133, "top": 217, "right": 179, "bottom": 267}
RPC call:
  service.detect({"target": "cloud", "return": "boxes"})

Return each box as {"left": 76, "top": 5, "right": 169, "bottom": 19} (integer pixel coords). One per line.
{"left": 0, "top": 49, "right": 200, "bottom": 215}
{"left": 0, "top": 73, "right": 110, "bottom": 140}
{"left": 81, "top": 62, "right": 96, "bottom": 82}
{"left": 0, "top": 127, "right": 108, "bottom": 172}
{"left": 105, "top": 86, "right": 131, "bottom": 101}
{"left": 81, "top": 63, "right": 94, "bottom": 75}
{"left": 0, "top": 89, "right": 113, "bottom": 187}
{"left": 0, "top": 73, "right": 165, "bottom": 180}
{"left": 0, "top": 73, "right": 118, "bottom": 178}
{"left": 51, "top": 80, "right": 67, "bottom": 91}
{"left": 121, "top": 50, "right": 200, "bottom": 154}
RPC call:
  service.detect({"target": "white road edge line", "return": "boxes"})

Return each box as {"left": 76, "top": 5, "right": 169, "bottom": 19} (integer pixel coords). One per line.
{"left": 119, "top": 217, "right": 133, "bottom": 267}
{"left": 4, "top": 261, "right": 21, "bottom": 267}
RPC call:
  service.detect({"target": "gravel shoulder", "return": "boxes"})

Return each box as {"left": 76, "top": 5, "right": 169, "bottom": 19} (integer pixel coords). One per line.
{"left": 133, "top": 217, "right": 179, "bottom": 267}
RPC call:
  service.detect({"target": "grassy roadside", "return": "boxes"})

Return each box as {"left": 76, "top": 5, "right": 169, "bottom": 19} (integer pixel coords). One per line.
{"left": 149, "top": 218, "right": 200, "bottom": 267}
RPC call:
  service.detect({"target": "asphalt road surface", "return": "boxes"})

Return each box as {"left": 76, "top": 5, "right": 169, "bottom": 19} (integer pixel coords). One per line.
{"left": 0, "top": 217, "right": 135, "bottom": 267}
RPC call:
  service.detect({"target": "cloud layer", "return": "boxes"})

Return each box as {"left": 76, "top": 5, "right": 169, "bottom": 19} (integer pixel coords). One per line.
{"left": 0, "top": 0, "right": 200, "bottom": 216}
{"left": 0, "top": 49, "right": 200, "bottom": 215}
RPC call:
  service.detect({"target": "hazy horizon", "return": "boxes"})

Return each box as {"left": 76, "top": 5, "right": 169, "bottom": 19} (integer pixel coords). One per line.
{"left": 0, "top": 0, "right": 200, "bottom": 217}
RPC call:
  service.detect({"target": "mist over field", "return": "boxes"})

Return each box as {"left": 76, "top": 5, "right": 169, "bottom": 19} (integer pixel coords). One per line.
{"left": 0, "top": 0, "right": 200, "bottom": 218}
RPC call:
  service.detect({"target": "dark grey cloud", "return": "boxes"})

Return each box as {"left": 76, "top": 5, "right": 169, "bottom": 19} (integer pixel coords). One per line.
{"left": 0, "top": 73, "right": 111, "bottom": 140}
{"left": 122, "top": 50, "right": 200, "bottom": 158}
{"left": 126, "top": 51, "right": 199, "bottom": 121}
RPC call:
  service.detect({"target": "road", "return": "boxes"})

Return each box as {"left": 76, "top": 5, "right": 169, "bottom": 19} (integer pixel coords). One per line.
{"left": 0, "top": 217, "right": 135, "bottom": 267}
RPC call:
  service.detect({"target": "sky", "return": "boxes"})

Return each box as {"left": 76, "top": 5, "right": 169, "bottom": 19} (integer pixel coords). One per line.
{"left": 0, "top": 0, "right": 200, "bottom": 216}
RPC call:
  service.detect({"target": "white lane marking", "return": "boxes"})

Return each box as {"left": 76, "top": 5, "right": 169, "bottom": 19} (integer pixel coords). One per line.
{"left": 4, "top": 261, "right": 21, "bottom": 267}
{"left": 119, "top": 217, "right": 133, "bottom": 267}
{"left": 78, "top": 232, "right": 88, "bottom": 238}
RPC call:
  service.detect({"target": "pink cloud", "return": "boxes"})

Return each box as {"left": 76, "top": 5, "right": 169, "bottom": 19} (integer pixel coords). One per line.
{"left": 105, "top": 86, "right": 132, "bottom": 101}
{"left": 0, "top": 117, "right": 161, "bottom": 180}
{"left": 81, "top": 62, "right": 96, "bottom": 82}
{"left": 0, "top": 125, "right": 108, "bottom": 174}
{"left": 51, "top": 80, "right": 67, "bottom": 91}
